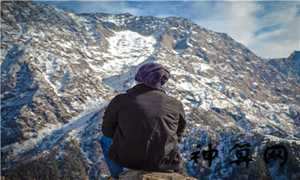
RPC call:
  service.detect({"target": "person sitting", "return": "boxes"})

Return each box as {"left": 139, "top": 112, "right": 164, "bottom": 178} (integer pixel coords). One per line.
{"left": 100, "top": 63, "right": 186, "bottom": 178}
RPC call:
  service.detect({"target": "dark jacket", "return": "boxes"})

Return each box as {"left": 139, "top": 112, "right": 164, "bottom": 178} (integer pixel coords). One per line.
{"left": 102, "top": 84, "right": 186, "bottom": 171}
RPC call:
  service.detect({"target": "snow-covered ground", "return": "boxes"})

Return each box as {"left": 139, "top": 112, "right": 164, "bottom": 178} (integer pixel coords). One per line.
{"left": 92, "top": 30, "right": 157, "bottom": 77}
{"left": 2, "top": 100, "right": 107, "bottom": 160}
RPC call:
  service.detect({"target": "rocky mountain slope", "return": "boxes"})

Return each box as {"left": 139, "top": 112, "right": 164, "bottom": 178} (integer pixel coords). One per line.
{"left": 268, "top": 51, "right": 300, "bottom": 83}
{"left": 1, "top": 1, "right": 300, "bottom": 179}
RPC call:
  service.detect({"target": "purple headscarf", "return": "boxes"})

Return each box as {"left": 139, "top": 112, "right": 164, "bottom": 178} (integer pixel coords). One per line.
{"left": 135, "top": 63, "right": 170, "bottom": 89}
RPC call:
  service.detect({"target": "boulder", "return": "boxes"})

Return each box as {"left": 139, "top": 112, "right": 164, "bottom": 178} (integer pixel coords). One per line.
{"left": 119, "top": 170, "right": 197, "bottom": 180}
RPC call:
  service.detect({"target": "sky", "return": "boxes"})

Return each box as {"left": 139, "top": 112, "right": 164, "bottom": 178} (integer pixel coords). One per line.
{"left": 39, "top": 1, "right": 300, "bottom": 59}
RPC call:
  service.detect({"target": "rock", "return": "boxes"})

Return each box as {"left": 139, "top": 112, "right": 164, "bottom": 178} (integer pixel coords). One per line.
{"left": 119, "top": 170, "right": 196, "bottom": 180}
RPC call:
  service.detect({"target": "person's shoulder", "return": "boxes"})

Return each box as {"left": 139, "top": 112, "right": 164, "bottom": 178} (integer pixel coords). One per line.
{"left": 110, "top": 93, "right": 127, "bottom": 104}
{"left": 166, "top": 95, "right": 184, "bottom": 109}
{"left": 114, "top": 93, "right": 126, "bottom": 99}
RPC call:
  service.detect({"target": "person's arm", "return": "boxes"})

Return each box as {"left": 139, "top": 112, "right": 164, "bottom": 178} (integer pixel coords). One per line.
{"left": 177, "top": 102, "right": 186, "bottom": 142}
{"left": 102, "top": 95, "right": 122, "bottom": 138}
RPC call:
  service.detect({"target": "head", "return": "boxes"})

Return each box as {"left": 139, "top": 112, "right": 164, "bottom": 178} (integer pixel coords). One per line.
{"left": 135, "top": 63, "right": 170, "bottom": 89}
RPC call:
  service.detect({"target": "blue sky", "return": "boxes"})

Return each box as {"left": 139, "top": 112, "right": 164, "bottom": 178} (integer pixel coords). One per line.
{"left": 39, "top": 1, "right": 300, "bottom": 58}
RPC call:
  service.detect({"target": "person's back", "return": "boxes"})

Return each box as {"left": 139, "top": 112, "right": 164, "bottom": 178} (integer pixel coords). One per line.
{"left": 101, "top": 63, "right": 186, "bottom": 177}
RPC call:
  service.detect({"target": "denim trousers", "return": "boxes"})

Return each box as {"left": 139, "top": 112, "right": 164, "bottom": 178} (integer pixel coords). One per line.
{"left": 100, "top": 136, "right": 124, "bottom": 177}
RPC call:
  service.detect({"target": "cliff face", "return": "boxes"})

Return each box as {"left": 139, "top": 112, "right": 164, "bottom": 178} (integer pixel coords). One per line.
{"left": 268, "top": 51, "right": 300, "bottom": 83}
{"left": 1, "top": 1, "right": 300, "bottom": 179}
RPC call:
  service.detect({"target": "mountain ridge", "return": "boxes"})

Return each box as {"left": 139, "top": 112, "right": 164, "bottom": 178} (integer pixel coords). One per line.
{"left": 268, "top": 50, "right": 300, "bottom": 83}
{"left": 1, "top": 1, "right": 300, "bottom": 179}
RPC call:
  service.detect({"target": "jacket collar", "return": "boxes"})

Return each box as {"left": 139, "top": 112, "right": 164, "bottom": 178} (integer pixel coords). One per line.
{"left": 126, "top": 83, "right": 165, "bottom": 94}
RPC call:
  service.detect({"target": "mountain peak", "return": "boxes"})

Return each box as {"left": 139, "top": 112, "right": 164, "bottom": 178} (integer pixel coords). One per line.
{"left": 289, "top": 50, "right": 300, "bottom": 61}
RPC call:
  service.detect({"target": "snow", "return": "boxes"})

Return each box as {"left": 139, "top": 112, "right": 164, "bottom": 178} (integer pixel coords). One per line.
{"left": 3, "top": 98, "right": 107, "bottom": 159}
{"left": 81, "top": 96, "right": 106, "bottom": 111}
{"left": 190, "top": 61, "right": 212, "bottom": 72}
{"left": 3, "top": 123, "right": 63, "bottom": 156}
{"left": 104, "top": 30, "right": 156, "bottom": 75}
{"left": 201, "top": 47, "right": 208, "bottom": 52}
{"left": 38, "top": 53, "right": 65, "bottom": 95}
{"left": 177, "top": 81, "right": 198, "bottom": 91}
{"left": 90, "top": 30, "right": 157, "bottom": 79}
{"left": 99, "top": 16, "right": 126, "bottom": 26}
